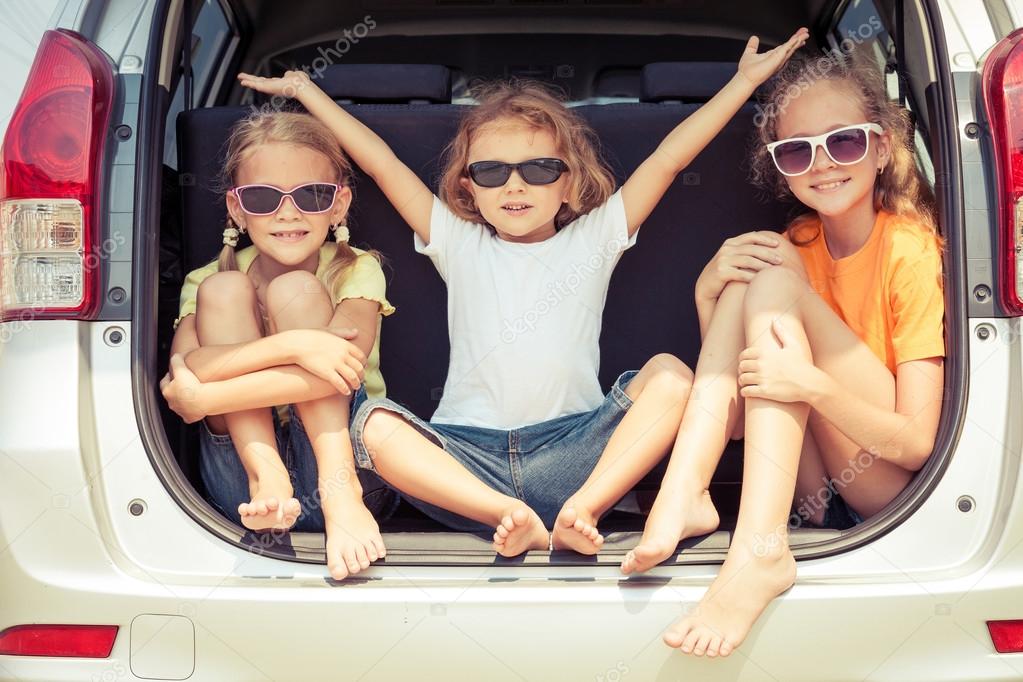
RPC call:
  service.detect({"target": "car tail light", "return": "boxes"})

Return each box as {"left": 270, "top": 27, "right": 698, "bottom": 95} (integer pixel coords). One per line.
{"left": 983, "top": 28, "right": 1023, "bottom": 315}
{"left": 988, "top": 619, "right": 1023, "bottom": 654}
{"left": 0, "top": 624, "right": 118, "bottom": 657}
{"left": 0, "top": 29, "right": 114, "bottom": 324}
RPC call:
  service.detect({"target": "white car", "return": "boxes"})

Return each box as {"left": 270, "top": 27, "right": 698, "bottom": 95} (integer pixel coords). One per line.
{"left": 1, "top": 0, "right": 1022, "bottom": 679}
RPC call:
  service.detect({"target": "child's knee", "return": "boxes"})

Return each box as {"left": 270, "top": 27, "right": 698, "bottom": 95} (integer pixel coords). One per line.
{"left": 361, "top": 409, "right": 400, "bottom": 454}
{"left": 633, "top": 353, "right": 694, "bottom": 401}
{"left": 265, "top": 271, "right": 330, "bottom": 321}
{"left": 266, "top": 270, "right": 327, "bottom": 303}
{"left": 197, "top": 270, "right": 256, "bottom": 311}
{"left": 743, "top": 265, "right": 806, "bottom": 316}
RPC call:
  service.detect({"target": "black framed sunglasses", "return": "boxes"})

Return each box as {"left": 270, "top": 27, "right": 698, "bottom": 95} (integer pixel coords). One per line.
{"left": 765, "top": 123, "right": 884, "bottom": 177}
{"left": 230, "top": 182, "right": 339, "bottom": 215}
{"left": 466, "top": 158, "right": 568, "bottom": 188}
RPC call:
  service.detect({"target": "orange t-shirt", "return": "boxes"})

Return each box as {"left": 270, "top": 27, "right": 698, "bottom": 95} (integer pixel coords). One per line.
{"left": 787, "top": 210, "right": 945, "bottom": 375}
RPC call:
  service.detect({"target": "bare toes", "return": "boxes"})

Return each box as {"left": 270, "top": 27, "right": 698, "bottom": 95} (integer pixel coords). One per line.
{"left": 693, "top": 632, "right": 712, "bottom": 656}
{"left": 680, "top": 629, "right": 701, "bottom": 654}
{"left": 329, "top": 560, "right": 349, "bottom": 580}
{"left": 343, "top": 550, "right": 361, "bottom": 575}
{"left": 663, "top": 623, "right": 687, "bottom": 649}
{"left": 354, "top": 545, "right": 371, "bottom": 570}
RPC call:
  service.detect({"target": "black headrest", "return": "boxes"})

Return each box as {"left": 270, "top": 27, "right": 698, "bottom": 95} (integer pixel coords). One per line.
{"left": 316, "top": 64, "right": 452, "bottom": 103}
{"left": 640, "top": 62, "right": 737, "bottom": 103}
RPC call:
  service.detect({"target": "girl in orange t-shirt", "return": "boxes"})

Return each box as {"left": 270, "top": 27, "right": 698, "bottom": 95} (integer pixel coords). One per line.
{"left": 623, "top": 53, "right": 945, "bottom": 658}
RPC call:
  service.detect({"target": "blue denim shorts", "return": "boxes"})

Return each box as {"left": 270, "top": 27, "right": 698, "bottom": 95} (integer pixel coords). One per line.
{"left": 820, "top": 486, "right": 865, "bottom": 531}
{"left": 198, "top": 387, "right": 399, "bottom": 532}
{"left": 349, "top": 370, "right": 638, "bottom": 533}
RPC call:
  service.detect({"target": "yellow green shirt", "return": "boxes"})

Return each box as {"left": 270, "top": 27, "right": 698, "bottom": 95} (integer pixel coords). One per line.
{"left": 175, "top": 244, "right": 394, "bottom": 408}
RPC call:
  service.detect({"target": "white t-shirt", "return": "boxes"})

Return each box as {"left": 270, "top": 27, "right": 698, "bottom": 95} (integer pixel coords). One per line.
{"left": 414, "top": 190, "right": 636, "bottom": 429}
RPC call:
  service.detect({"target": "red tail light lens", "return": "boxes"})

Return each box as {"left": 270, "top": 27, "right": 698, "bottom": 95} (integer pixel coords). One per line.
{"left": 0, "top": 29, "right": 114, "bottom": 323}
{"left": 988, "top": 619, "right": 1023, "bottom": 654}
{"left": 983, "top": 28, "right": 1023, "bottom": 315}
{"left": 0, "top": 624, "right": 118, "bottom": 657}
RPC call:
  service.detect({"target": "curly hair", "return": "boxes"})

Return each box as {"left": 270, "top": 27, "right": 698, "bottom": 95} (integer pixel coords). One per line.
{"left": 750, "top": 50, "right": 939, "bottom": 247}
{"left": 438, "top": 79, "right": 615, "bottom": 229}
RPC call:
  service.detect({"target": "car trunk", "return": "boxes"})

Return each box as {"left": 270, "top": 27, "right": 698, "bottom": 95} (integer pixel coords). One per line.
{"left": 131, "top": 0, "right": 966, "bottom": 566}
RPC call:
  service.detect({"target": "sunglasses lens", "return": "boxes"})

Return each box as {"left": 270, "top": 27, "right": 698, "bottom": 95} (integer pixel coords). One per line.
{"left": 773, "top": 140, "right": 813, "bottom": 175}
{"left": 519, "top": 159, "right": 565, "bottom": 185}
{"left": 291, "top": 183, "right": 337, "bottom": 212}
{"left": 826, "top": 128, "right": 869, "bottom": 164}
{"left": 469, "top": 162, "right": 512, "bottom": 188}
{"left": 237, "top": 186, "right": 284, "bottom": 214}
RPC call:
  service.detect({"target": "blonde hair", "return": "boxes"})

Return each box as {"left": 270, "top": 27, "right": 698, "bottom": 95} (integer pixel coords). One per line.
{"left": 438, "top": 80, "right": 615, "bottom": 229}
{"left": 218, "top": 110, "right": 377, "bottom": 299}
{"left": 751, "top": 51, "right": 941, "bottom": 248}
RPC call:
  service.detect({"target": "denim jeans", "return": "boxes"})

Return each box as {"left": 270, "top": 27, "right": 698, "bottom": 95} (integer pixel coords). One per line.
{"left": 198, "top": 387, "right": 398, "bottom": 531}
{"left": 349, "top": 370, "right": 638, "bottom": 533}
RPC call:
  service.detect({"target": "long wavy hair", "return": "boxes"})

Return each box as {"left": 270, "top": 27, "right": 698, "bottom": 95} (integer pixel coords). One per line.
{"left": 751, "top": 50, "right": 940, "bottom": 247}
{"left": 218, "top": 110, "right": 377, "bottom": 299}
{"left": 438, "top": 79, "right": 615, "bottom": 230}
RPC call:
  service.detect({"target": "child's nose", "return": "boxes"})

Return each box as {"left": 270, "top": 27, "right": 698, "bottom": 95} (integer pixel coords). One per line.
{"left": 812, "top": 143, "right": 836, "bottom": 171}
{"left": 504, "top": 169, "right": 527, "bottom": 190}
{"left": 276, "top": 194, "right": 302, "bottom": 217}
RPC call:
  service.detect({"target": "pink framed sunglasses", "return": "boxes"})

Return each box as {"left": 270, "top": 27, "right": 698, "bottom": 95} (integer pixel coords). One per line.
{"left": 230, "top": 182, "right": 339, "bottom": 215}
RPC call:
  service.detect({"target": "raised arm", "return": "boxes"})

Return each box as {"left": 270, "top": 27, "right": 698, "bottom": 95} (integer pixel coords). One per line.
{"left": 620, "top": 29, "right": 808, "bottom": 235}
{"left": 238, "top": 71, "right": 435, "bottom": 242}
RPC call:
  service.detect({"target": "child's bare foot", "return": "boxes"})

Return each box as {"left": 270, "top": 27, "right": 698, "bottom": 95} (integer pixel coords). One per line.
{"left": 323, "top": 491, "right": 387, "bottom": 580}
{"left": 551, "top": 504, "right": 603, "bottom": 555}
{"left": 492, "top": 506, "right": 549, "bottom": 557}
{"left": 663, "top": 538, "right": 796, "bottom": 657}
{"left": 621, "top": 488, "right": 719, "bottom": 574}
{"left": 238, "top": 471, "right": 301, "bottom": 531}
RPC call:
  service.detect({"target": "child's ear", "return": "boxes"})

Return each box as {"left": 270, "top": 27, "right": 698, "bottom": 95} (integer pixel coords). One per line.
{"left": 459, "top": 176, "right": 480, "bottom": 207}
{"left": 877, "top": 131, "right": 893, "bottom": 170}
{"left": 226, "top": 192, "right": 246, "bottom": 228}
{"left": 332, "top": 185, "right": 353, "bottom": 225}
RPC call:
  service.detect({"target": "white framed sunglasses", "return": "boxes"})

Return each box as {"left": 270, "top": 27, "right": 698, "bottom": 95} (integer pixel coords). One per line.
{"left": 765, "top": 123, "right": 884, "bottom": 177}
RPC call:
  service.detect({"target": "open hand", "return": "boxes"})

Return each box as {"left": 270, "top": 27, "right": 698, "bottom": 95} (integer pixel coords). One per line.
{"left": 738, "top": 318, "right": 819, "bottom": 403}
{"left": 284, "top": 328, "right": 366, "bottom": 396}
{"left": 737, "top": 28, "right": 809, "bottom": 87}
{"left": 237, "top": 70, "right": 316, "bottom": 100}
{"left": 696, "top": 231, "right": 784, "bottom": 303}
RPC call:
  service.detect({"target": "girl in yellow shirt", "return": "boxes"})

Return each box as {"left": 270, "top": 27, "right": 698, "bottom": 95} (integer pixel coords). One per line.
{"left": 161, "top": 111, "right": 395, "bottom": 581}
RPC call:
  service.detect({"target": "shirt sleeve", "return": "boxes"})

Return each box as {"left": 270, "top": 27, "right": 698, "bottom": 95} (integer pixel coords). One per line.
{"left": 414, "top": 196, "right": 480, "bottom": 281}
{"left": 890, "top": 236, "right": 946, "bottom": 366}
{"left": 575, "top": 189, "right": 636, "bottom": 258}
{"left": 174, "top": 260, "right": 219, "bottom": 329}
{"left": 333, "top": 253, "right": 396, "bottom": 316}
